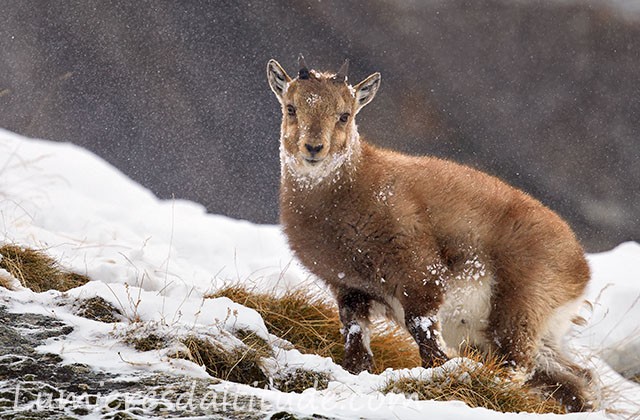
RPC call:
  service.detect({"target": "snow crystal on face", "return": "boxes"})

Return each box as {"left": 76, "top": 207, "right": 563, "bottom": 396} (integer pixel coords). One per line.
{"left": 306, "top": 93, "right": 321, "bottom": 106}
{"left": 337, "top": 272, "right": 345, "bottom": 279}
{"left": 281, "top": 131, "right": 361, "bottom": 190}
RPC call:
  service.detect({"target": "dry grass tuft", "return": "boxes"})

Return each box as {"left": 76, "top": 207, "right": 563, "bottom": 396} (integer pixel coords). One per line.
{"left": 208, "top": 285, "right": 420, "bottom": 373}
{"left": 381, "top": 351, "right": 565, "bottom": 414}
{"left": 207, "top": 286, "right": 564, "bottom": 412}
{"left": 233, "top": 328, "right": 274, "bottom": 358}
{"left": 181, "top": 335, "right": 268, "bottom": 387}
{"left": 0, "top": 244, "right": 90, "bottom": 292}
{"left": 75, "top": 296, "right": 123, "bottom": 323}
{"left": 273, "top": 368, "right": 330, "bottom": 393}
{"left": 128, "top": 327, "right": 275, "bottom": 388}
{"left": 128, "top": 333, "right": 167, "bottom": 352}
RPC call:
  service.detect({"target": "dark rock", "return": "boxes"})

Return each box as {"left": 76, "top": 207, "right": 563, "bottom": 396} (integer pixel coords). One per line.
{"left": 0, "top": 306, "right": 269, "bottom": 418}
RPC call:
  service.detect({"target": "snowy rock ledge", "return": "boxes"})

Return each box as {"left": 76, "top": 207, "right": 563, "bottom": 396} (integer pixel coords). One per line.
{"left": 1, "top": 129, "right": 639, "bottom": 419}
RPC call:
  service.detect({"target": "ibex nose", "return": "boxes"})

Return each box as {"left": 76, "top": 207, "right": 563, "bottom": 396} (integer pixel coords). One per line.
{"left": 305, "top": 143, "right": 324, "bottom": 157}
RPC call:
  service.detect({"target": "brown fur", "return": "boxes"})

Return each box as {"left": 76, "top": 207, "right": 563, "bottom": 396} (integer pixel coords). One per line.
{"left": 267, "top": 58, "right": 592, "bottom": 411}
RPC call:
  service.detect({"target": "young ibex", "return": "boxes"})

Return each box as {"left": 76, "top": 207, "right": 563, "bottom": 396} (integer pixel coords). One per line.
{"left": 267, "top": 56, "right": 592, "bottom": 411}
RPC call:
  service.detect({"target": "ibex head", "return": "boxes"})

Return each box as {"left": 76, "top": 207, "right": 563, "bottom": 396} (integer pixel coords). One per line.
{"left": 267, "top": 56, "right": 381, "bottom": 180}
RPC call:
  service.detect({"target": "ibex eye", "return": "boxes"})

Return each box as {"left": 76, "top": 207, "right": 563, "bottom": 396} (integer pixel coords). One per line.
{"left": 339, "top": 113, "right": 350, "bottom": 123}
{"left": 287, "top": 105, "right": 297, "bottom": 117}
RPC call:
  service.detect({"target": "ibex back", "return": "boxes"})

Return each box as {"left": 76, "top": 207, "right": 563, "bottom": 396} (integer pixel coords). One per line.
{"left": 267, "top": 56, "right": 593, "bottom": 411}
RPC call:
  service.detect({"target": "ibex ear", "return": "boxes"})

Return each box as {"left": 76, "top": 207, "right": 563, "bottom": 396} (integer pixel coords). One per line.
{"left": 354, "top": 72, "right": 381, "bottom": 113}
{"left": 267, "top": 59, "right": 291, "bottom": 103}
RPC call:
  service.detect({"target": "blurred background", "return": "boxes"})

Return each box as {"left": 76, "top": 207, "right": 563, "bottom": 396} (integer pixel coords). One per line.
{"left": 1, "top": 0, "right": 638, "bottom": 252}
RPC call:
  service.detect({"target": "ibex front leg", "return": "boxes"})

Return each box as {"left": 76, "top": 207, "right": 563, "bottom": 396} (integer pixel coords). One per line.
{"left": 335, "top": 287, "right": 374, "bottom": 374}
{"left": 406, "top": 313, "right": 448, "bottom": 367}
{"left": 401, "top": 284, "right": 449, "bottom": 368}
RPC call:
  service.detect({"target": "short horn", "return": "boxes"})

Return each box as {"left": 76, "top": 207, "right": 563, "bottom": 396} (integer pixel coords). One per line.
{"left": 335, "top": 58, "right": 349, "bottom": 82}
{"left": 298, "top": 54, "right": 310, "bottom": 80}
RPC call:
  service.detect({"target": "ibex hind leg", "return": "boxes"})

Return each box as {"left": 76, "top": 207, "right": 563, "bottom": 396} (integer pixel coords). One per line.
{"left": 528, "top": 339, "right": 594, "bottom": 412}
{"left": 486, "top": 279, "right": 543, "bottom": 370}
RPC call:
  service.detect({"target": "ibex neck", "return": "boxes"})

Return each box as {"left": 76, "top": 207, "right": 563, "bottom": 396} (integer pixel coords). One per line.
{"left": 280, "top": 130, "right": 362, "bottom": 190}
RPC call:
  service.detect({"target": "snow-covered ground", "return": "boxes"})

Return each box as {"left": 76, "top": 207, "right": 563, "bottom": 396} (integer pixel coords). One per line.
{"left": 1, "top": 128, "right": 639, "bottom": 419}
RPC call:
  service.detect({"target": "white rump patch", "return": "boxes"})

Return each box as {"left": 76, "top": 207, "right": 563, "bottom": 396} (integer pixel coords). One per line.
{"left": 541, "top": 297, "right": 584, "bottom": 345}
{"left": 379, "top": 295, "right": 405, "bottom": 325}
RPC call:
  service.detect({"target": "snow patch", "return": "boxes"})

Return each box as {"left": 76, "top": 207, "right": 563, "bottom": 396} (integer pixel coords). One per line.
{"left": 0, "top": 129, "right": 638, "bottom": 418}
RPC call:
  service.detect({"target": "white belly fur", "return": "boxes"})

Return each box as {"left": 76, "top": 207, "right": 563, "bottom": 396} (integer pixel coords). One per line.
{"left": 373, "top": 269, "right": 581, "bottom": 360}
{"left": 437, "top": 272, "right": 494, "bottom": 354}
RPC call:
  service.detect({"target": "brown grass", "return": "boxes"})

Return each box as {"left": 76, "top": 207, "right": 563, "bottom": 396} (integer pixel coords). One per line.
{"left": 181, "top": 335, "right": 268, "bottom": 387}
{"left": 127, "top": 333, "right": 167, "bottom": 352}
{"left": 273, "top": 368, "right": 330, "bottom": 393}
{"left": 233, "top": 328, "right": 274, "bottom": 359}
{"left": 75, "top": 296, "right": 123, "bottom": 323}
{"left": 207, "top": 285, "right": 420, "bottom": 373}
{"left": 0, "top": 244, "right": 90, "bottom": 292}
{"left": 210, "top": 286, "right": 566, "bottom": 412}
{"left": 381, "top": 350, "right": 565, "bottom": 414}
{"left": 173, "top": 327, "right": 327, "bottom": 392}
